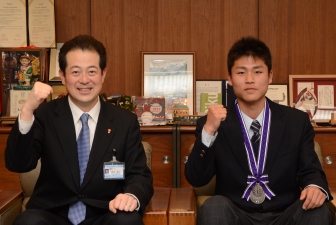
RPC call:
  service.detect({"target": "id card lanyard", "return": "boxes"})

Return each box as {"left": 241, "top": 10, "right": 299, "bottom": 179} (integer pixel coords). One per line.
{"left": 103, "top": 149, "right": 125, "bottom": 180}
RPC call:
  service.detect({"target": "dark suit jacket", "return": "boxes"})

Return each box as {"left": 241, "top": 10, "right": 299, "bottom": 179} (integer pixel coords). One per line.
{"left": 185, "top": 98, "right": 332, "bottom": 213}
{"left": 5, "top": 97, "right": 153, "bottom": 215}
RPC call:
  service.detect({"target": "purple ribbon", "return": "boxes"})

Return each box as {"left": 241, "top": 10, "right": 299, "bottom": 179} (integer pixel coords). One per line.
{"left": 235, "top": 100, "right": 275, "bottom": 201}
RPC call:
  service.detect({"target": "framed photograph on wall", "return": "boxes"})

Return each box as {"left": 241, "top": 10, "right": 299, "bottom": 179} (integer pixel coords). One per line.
{"left": 141, "top": 52, "right": 195, "bottom": 119}
{"left": 266, "top": 84, "right": 289, "bottom": 106}
{"left": 49, "top": 43, "right": 64, "bottom": 81}
{"left": 289, "top": 74, "right": 336, "bottom": 122}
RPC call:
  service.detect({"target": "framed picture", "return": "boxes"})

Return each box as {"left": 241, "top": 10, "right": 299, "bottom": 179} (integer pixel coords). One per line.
{"left": 141, "top": 52, "right": 195, "bottom": 119}
{"left": 266, "top": 84, "right": 289, "bottom": 106}
{"left": 49, "top": 43, "right": 64, "bottom": 81}
{"left": 47, "top": 84, "right": 67, "bottom": 102}
{"left": 289, "top": 74, "right": 336, "bottom": 122}
{"left": 1, "top": 48, "right": 47, "bottom": 123}
{"left": 10, "top": 90, "right": 31, "bottom": 117}
{"left": 195, "top": 80, "right": 225, "bottom": 115}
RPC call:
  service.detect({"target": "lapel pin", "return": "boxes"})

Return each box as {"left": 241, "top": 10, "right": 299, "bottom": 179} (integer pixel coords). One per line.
{"left": 108, "top": 128, "right": 111, "bottom": 133}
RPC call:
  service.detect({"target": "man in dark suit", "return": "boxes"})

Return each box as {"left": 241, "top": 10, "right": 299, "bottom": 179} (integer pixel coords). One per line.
{"left": 185, "top": 37, "right": 333, "bottom": 225}
{"left": 5, "top": 35, "right": 153, "bottom": 225}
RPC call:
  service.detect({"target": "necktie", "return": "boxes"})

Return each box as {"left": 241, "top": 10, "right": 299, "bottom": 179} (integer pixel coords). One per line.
{"left": 68, "top": 113, "right": 90, "bottom": 225}
{"left": 250, "top": 120, "right": 261, "bottom": 157}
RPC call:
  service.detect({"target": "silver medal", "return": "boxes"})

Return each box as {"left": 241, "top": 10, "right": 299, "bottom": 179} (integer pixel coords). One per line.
{"left": 250, "top": 183, "right": 265, "bottom": 204}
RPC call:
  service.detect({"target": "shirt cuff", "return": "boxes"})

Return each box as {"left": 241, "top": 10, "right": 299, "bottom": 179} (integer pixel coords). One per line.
{"left": 201, "top": 127, "right": 218, "bottom": 147}
{"left": 305, "top": 184, "right": 330, "bottom": 200}
{"left": 125, "top": 193, "right": 140, "bottom": 211}
{"left": 18, "top": 113, "right": 34, "bottom": 134}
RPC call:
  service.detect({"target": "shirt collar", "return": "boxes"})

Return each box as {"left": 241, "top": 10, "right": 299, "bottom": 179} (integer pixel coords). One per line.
{"left": 68, "top": 96, "right": 101, "bottom": 124}
{"left": 241, "top": 108, "right": 265, "bottom": 130}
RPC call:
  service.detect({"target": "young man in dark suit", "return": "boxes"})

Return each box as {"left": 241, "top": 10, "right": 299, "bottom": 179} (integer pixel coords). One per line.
{"left": 5, "top": 35, "right": 153, "bottom": 225}
{"left": 185, "top": 36, "right": 333, "bottom": 225}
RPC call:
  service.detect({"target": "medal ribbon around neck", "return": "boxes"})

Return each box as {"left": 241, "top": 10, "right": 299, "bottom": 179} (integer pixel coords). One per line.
{"left": 235, "top": 99, "right": 275, "bottom": 201}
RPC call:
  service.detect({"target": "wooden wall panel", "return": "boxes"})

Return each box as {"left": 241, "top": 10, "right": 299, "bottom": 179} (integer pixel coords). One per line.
{"left": 221, "top": 0, "right": 259, "bottom": 79}
{"left": 288, "top": 0, "right": 336, "bottom": 75}
{"left": 260, "top": 0, "right": 336, "bottom": 84}
{"left": 55, "top": 0, "right": 91, "bottom": 43}
{"left": 259, "top": 0, "right": 290, "bottom": 84}
{"left": 91, "top": 0, "right": 259, "bottom": 96}
{"left": 158, "top": 0, "right": 192, "bottom": 51}
{"left": 91, "top": 0, "right": 158, "bottom": 97}
{"left": 54, "top": 0, "right": 336, "bottom": 94}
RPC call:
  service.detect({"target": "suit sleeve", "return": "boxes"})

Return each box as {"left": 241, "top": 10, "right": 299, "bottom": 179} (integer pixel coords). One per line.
{"left": 297, "top": 113, "right": 332, "bottom": 200}
{"left": 122, "top": 113, "right": 154, "bottom": 214}
{"left": 184, "top": 115, "right": 217, "bottom": 187}
{"left": 5, "top": 118, "right": 40, "bottom": 172}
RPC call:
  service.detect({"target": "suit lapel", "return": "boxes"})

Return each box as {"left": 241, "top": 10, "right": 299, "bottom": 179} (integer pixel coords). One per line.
{"left": 81, "top": 101, "right": 116, "bottom": 188}
{"left": 263, "top": 100, "right": 286, "bottom": 173}
{"left": 222, "top": 105, "right": 252, "bottom": 174}
{"left": 53, "top": 98, "right": 80, "bottom": 189}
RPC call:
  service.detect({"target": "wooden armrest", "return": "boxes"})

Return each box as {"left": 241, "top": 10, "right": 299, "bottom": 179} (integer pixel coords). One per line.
{"left": 168, "top": 187, "right": 196, "bottom": 225}
{"left": 0, "top": 189, "right": 22, "bottom": 225}
{"left": 143, "top": 188, "right": 171, "bottom": 225}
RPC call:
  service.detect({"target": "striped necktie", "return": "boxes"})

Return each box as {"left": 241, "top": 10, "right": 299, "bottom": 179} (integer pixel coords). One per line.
{"left": 250, "top": 120, "right": 261, "bottom": 156}
{"left": 68, "top": 113, "right": 90, "bottom": 225}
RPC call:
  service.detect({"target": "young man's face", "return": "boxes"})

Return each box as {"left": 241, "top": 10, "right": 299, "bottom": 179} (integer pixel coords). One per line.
{"left": 59, "top": 49, "right": 106, "bottom": 112}
{"left": 228, "top": 55, "right": 272, "bottom": 106}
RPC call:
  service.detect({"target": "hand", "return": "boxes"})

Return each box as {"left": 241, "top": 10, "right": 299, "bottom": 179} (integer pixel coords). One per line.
{"left": 204, "top": 104, "right": 227, "bottom": 135}
{"left": 300, "top": 186, "right": 326, "bottom": 210}
{"left": 20, "top": 82, "right": 53, "bottom": 121}
{"left": 109, "top": 193, "right": 138, "bottom": 213}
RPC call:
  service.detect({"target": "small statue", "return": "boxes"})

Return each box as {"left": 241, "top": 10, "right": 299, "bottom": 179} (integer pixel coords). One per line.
{"left": 16, "top": 52, "right": 33, "bottom": 86}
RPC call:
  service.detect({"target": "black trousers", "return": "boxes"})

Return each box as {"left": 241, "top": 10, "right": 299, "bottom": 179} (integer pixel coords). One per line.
{"left": 13, "top": 205, "right": 144, "bottom": 225}
{"left": 198, "top": 195, "right": 332, "bottom": 225}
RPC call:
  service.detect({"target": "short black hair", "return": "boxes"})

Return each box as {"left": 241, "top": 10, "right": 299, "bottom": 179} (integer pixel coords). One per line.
{"left": 227, "top": 36, "right": 272, "bottom": 75}
{"left": 58, "top": 35, "right": 106, "bottom": 74}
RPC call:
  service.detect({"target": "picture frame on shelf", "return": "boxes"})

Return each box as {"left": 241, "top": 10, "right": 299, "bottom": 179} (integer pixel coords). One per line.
{"left": 195, "top": 80, "right": 225, "bottom": 115}
{"left": 141, "top": 52, "right": 195, "bottom": 119}
{"left": 266, "top": 84, "right": 289, "bottom": 106}
{"left": 1, "top": 48, "right": 47, "bottom": 124}
{"left": 49, "top": 43, "right": 64, "bottom": 81}
{"left": 289, "top": 74, "right": 336, "bottom": 122}
{"left": 48, "top": 84, "right": 67, "bottom": 102}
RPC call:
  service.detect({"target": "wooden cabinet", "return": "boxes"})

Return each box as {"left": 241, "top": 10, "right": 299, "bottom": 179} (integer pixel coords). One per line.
{"left": 1, "top": 125, "right": 336, "bottom": 190}
{"left": 141, "top": 126, "right": 175, "bottom": 188}
{"left": 314, "top": 127, "right": 336, "bottom": 188}
{"left": 177, "top": 126, "right": 196, "bottom": 188}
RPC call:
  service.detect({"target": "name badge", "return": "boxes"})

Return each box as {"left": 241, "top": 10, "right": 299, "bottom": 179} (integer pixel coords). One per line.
{"left": 103, "top": 149, "right": 125, "bottom": 180}
{"left": 103, "top": 161, "right": 125, "bottom": 180}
